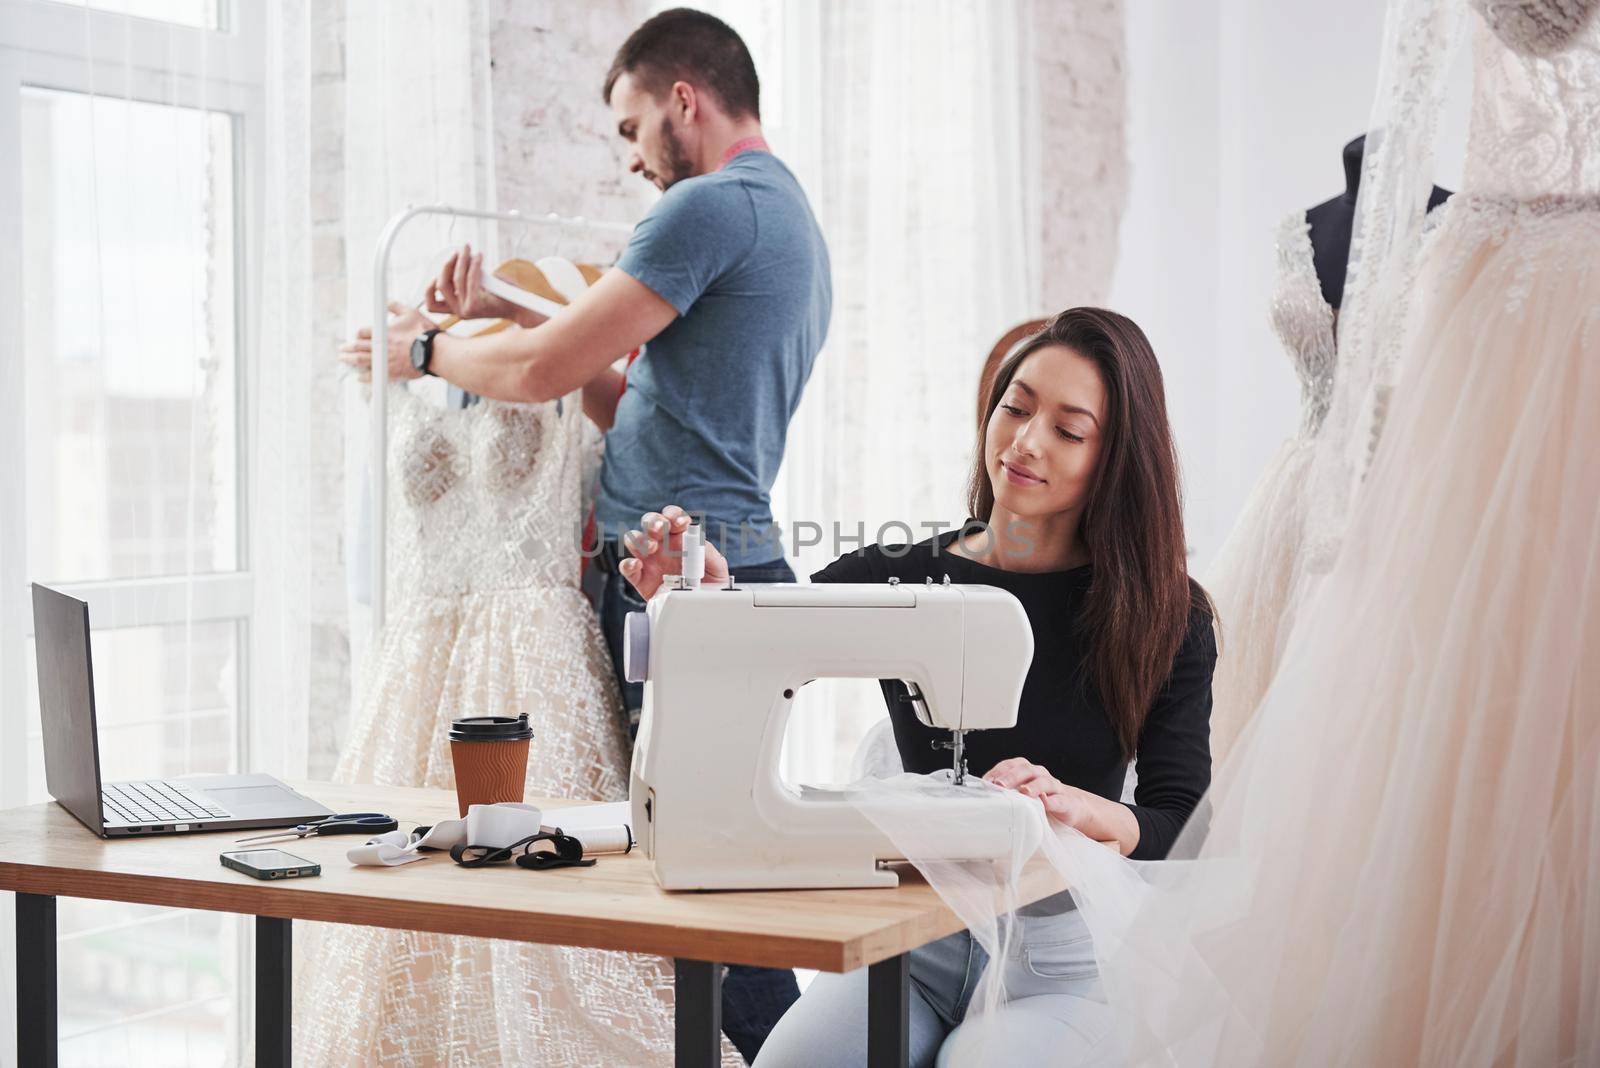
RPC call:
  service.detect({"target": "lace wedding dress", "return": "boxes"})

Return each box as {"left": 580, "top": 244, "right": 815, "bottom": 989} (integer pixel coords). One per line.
{"left": 1073, "top": 2, "right": 1600, "bottom": 1063}
{"left": 1202, "top": 214, "right": 1336, "bottom": 762}
{"left": 862, "top": 2, "right": 1600, "bottom": 1064}
{"left": 297, "top": 387, "right": 733, "bottom": 1065}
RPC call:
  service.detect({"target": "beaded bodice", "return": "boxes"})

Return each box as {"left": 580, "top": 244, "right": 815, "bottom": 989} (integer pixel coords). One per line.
{"left": 384, "top": 384, "right": 590, "bottom": 601}
{"left": 1269, "top": 214, "right": 1340, "bottom": 436}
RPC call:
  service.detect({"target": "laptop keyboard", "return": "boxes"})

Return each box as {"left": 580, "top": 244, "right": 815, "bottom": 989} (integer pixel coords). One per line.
{"left": 102, "top": 781, "right": 231, "bottom": 826}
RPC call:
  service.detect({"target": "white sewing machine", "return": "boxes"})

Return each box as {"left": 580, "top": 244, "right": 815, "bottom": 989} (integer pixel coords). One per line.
{"left": 623, "top": 577, "right": 1036, "bottom": 890}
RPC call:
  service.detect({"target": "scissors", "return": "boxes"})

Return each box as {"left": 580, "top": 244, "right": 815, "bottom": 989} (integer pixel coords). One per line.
{"left": 235, "top": 812, "right": 399, "bottom": 844}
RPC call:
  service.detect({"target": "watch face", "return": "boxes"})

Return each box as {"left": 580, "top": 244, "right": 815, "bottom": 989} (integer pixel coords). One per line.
{"left": 410, "top": 333, "right": 429, "bottom": 373}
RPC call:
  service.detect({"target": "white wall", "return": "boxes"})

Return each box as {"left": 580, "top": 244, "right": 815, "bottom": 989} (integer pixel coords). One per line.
{"left": 1113, "top": 0, "right": 1471, "bottom": 572}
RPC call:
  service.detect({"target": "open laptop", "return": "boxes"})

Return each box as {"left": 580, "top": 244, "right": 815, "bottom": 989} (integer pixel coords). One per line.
{"left": 31, "top": 583, "right": 335, "bottom": 838}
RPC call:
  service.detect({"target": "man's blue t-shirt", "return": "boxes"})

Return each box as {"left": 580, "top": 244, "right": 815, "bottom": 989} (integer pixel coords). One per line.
{"left": 603, "top": 151, "right": 832, "bottom": 567}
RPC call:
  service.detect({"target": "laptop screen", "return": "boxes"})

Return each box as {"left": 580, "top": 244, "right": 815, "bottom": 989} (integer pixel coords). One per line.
{"left": 31, "top": 584, "right": 105, "bottom": 834}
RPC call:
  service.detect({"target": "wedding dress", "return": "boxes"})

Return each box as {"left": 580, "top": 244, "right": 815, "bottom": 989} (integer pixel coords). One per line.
{"left": 298, "top": 386, "right": 734, "bottom": 1065}
{"left": 864, "top": 2, "right": 1600, "bottom": 1064}
{"left": 1089, "top": 0, "right": 1600, "bottom": 1060}
{"left": 1202, "top": 213, "right": 1336, "bottom": 762}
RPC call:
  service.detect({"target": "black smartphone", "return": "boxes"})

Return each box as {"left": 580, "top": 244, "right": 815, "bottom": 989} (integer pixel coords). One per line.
{"left": 220, "top": 848, "right": 321, "bottom": 880}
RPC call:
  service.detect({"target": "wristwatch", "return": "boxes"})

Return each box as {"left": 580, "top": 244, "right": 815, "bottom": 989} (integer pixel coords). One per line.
{"left": 410, "top": 328, "right": 442, "bottom": 377}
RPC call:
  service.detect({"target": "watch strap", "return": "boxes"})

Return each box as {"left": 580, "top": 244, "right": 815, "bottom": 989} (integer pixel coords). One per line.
{"left": 414, "top": 327, "right": 442, "bottom": 376}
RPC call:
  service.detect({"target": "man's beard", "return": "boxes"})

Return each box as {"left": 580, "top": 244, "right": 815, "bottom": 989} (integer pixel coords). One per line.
{"left": 655, "top": 117, "right": 695, "bottom": 190}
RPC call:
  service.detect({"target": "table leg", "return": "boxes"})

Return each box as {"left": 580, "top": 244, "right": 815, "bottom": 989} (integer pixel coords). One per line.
{"left": 17, "top": 892, "right": 57, "bottom": 1068}
{"left": 868, "top": 953, "right": 910, "bottom": 1068}
{"left": 256, "top": 916, "right": 291, "bottom": 1068}
{"left": 674, "top": 957, "right": 721, "bottom": 1067}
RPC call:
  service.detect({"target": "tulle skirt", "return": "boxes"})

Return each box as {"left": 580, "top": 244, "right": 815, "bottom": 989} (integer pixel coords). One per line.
{"left": 1077, "top": 198, "right": 1600, "bottom": 1066}
{"left": 295, "top": 587, "right": 736, "bottom": 1066}
{"left": 1203, "top": 435, "right": 1316, "bottom": 764}
{"left": 333, "top": 587, "right": 628, "bottom": 798}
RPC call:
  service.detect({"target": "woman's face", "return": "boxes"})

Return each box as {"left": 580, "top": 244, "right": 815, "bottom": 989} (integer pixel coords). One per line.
{"left": 985, "top": 344, "right": 1107, "bottom": 522}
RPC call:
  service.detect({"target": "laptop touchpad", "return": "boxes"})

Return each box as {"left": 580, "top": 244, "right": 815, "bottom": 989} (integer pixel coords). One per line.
{"left": 203, "top": 784, "right": 305, "bottom": 815}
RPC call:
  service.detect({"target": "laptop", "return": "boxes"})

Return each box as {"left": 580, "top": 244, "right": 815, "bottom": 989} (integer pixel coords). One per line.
{"left": 31, "top": 583, "right": 335, "bottom": 838}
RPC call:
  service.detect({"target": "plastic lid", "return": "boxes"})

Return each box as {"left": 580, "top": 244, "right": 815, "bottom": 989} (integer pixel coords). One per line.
{"left": 448, "top": 713, "right": 533, "bottom": 742}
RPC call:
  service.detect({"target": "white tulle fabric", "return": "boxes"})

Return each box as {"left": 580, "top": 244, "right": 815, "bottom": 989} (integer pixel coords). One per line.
{"left": 861, "top": 3, "right": 1600, "bottom": 1064}
{"left": 1202, "top": 214, "right": 1336, "bottom": 763}
{"left": 297, "top": 387, "right": 739, "bottom": 1066}
{"left": 1299, "top": 0, "right": 1469, "bottom": 576}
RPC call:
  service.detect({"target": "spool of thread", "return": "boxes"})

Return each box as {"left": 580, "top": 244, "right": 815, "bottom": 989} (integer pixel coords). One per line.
{"left": 682, "top": 524, "right": 705, "bottom": 589}
{"left": 564, "top": 824, "right": 634, "bottom": 855}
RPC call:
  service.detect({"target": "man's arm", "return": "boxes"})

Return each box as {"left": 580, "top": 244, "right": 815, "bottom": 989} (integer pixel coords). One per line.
{"left": 582, "top": 364, "right": 627, "bottom": 431}
{"left": 428, "top": 268, "right": 676, "bottom": 404}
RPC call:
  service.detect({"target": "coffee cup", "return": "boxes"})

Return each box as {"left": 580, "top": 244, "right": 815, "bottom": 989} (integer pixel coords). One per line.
{"left": 448, "top": 714, "right": 533, "bottom": 817}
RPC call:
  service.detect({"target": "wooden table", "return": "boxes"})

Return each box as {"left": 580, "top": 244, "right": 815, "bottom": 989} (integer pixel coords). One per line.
{"left": 0, "top": 781, "right": 1065, "bottom": 1067}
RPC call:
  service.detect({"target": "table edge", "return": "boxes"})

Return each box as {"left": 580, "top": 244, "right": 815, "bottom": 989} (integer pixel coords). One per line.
{"left": 0, "top": 860, "right": 955, "bottom": 972}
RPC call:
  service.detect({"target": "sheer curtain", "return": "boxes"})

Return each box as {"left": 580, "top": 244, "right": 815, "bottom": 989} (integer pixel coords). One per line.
{"left": 336, "top": 0, "right": 495, "bottom": 716}
{"left": 251, "top": 0, "right": 315, "bottom": 786}
{"left": 688, "top": 1, "right": 1048, "bottom": 782}
{"left": 1, "top": 0, "right": 322, "bottom": 1061}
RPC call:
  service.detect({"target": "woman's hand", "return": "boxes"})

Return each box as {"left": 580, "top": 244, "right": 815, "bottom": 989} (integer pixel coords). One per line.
{"left": 984, "top": 757, "right": 1141, "bottom": 854}
{"left": 983, "top": 758, "right": 1100, "bottom": 830}
{"left": 427, "top": 243, "right": 519, "bottom": 322}
{"left": 619, "top": 505, "right": 731, "bottom": 598}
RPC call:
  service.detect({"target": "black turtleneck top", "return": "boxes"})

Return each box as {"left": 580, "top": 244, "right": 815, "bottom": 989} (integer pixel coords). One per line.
{"left": 810, "top": 527, "right": 1216, "bottom": 861}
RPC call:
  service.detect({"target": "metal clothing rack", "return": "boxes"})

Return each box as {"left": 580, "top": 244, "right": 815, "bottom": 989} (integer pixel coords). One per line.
{"left": 370, "top": 204, "right": 633, "bottom": 633}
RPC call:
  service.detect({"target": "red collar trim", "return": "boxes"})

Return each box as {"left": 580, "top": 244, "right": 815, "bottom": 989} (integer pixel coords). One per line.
{"left": 716, "top": 136, "right": 770, "bottom": 170}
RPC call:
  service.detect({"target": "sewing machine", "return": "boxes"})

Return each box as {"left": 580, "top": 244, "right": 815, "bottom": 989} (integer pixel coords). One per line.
{"left": 623, "top": 578, "right": 1037, "bottom": 890}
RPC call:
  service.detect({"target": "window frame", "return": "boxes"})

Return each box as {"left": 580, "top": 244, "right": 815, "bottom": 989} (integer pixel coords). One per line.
{"left": 0, "top": 0, "right": 265, "bottom": 806}
{"left": 0, "top": 1, "right": 266, "bottom": 1059}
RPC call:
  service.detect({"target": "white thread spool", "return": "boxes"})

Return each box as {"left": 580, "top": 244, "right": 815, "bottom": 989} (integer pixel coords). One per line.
{"left": 571, "top": 824, "right": 634, "bottom": 855}
{"left": 682, "top": 524, "right": 705, "bottom": 590}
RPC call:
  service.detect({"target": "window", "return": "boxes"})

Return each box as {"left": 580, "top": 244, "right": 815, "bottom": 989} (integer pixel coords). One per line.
{"left": 2, "top": 1, "right": 263, "bottom": 1061}
{"left": 22, "top": 86, "right": 241, "bottom": 584}
{"left": 67, "top": 0, "right": 221, "bottom": 30}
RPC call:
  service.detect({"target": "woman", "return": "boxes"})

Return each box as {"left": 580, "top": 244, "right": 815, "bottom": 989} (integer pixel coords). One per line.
{"left": 622, "top": 307, "right": 1217, "bottom": 1065}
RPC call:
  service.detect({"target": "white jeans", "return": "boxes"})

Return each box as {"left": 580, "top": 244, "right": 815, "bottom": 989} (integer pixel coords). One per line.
{"left": 754, "top": 908, "right": 1112, "bottom": 1068}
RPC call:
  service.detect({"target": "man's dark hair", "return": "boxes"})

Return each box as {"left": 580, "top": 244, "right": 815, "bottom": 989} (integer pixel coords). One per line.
{"left": 603, "top": 8, "right": 760, "bottom": 120}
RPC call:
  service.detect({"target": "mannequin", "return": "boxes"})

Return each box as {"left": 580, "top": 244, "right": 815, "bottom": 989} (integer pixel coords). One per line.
{"left": 1305, "top": 134, "right": 1452, "bottom": 310}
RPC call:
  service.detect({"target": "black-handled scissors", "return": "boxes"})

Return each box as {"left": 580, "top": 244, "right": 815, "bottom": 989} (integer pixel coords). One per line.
{"left": 235, "top": 812, "right": 399, "bottom": 844}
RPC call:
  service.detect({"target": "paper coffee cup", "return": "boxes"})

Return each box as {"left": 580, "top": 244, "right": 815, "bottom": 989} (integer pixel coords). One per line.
{"left": 448, "top": 714, "right": 533, "bottom": 817}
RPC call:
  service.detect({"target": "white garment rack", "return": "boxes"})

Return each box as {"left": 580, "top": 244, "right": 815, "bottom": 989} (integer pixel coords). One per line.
{"left": 370, "top": 204, "right": 634, "bottom": 634}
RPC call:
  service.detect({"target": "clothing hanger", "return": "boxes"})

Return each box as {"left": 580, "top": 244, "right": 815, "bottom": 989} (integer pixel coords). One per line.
{"left": 481, "top": 219, "right": 591, "bottom": 319}
{"left": 423, "top": 215, "right": 606, "bottom": 336}
{"left": 425, "top": 215, "right": 516, "bottom": 338}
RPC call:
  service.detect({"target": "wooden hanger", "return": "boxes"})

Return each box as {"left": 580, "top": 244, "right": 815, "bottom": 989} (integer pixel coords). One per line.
{"left": 429, "top": 257, "right": 608, "bottom": 336}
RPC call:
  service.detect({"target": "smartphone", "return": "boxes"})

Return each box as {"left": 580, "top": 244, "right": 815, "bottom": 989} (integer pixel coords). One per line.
{"left": 220, "top": 848, "right": 321, "bottom": 880}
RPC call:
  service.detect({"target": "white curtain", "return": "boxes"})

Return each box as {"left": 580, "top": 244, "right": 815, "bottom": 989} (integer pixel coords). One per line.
{"left": 688, "top": 1, "right": 1049, "bottom": 782}
{"left": 250, "top": 0, "right": 315, "bottom": 782}
{"left": 335, "top": 0, "right": 496, "bottom": 752}
{"left": 2, "top": 0, "right": 322, "bottom": 1060}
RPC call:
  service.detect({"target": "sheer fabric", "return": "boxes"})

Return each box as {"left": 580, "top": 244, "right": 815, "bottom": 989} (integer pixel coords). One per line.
{"left": 298, "top": 386, "right": 739, "bottom": 1065}
{"left": 1299, "top": 0, "right": 1469, "bottom": 576}
{"left": 860, "top": 2, "right": 1600, "bottom": 1064}
{"left": 1202, "top": 214, "right": 1336, "bottom": 762}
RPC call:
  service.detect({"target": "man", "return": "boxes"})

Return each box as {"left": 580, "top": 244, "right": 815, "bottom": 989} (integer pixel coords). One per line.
{"left": 342, "top": 8, "right": 831, "bottom": 1059}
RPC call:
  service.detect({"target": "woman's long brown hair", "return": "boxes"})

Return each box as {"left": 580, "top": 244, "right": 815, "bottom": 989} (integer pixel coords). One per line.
{"left": 967, "top": 308, "right": 1211, "bottom": 758}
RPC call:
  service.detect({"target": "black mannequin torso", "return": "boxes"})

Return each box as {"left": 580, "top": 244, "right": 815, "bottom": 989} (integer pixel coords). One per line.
{"left": 1306, "top": 134, "right": 1452, "bottom": 311}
